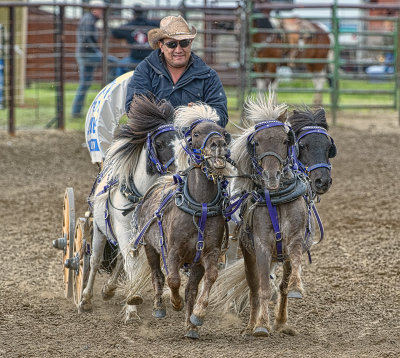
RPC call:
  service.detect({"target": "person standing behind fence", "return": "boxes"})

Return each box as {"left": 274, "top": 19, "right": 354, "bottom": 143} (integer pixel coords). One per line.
{"left": 72, "top": 0, "right": 119, "bottom": 119}
{"left": 111, "top": 4, "right": 158, "bottom": 77}
{"left": 124, "top": 15, "right": 228, "bottom": 127}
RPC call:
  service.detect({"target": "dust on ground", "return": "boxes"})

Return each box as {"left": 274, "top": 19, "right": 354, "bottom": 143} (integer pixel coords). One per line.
{"left": 0, "top": 111, "right": 399, "bottom": 358}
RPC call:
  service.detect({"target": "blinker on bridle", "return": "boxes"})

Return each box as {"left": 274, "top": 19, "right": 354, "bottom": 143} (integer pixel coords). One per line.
{"left": 295, "top": 125, "right": 334, "bottom": 174}
{"left": 147, "top": 124, "right": 175, "bottom": 174}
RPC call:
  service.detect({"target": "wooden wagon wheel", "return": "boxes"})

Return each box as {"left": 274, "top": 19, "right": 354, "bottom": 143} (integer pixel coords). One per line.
{"left": 72, "top": 217, "right": 91, "bottom": 307}
{"left": 53, "top": 188, "right": 75, "bottom": 299}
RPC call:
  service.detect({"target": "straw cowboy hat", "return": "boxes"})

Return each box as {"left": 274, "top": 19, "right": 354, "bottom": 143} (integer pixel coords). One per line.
{"left": 89, "top": 0, "right": 105, "bottom": 8}
{"left": 148, "top": 15, "right": 197, "bottom": 49}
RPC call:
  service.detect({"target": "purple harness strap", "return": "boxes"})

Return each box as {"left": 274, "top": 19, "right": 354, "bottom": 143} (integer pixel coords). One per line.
{"left": 194, "top": 203, "right": 208, "bottom": 263}
{"left": 264, "top": 189, "right": 284, "bottom": 262}
{"left": 223, "top": 192, "right": 250, "bottom": 222}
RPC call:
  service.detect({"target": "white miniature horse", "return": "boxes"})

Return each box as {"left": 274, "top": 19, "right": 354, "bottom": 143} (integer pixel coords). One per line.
{"left": 78, "top": 95, "right": 176, "bottom": 314}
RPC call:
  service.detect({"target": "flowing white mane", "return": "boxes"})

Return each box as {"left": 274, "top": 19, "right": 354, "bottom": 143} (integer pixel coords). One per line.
{"left": 230, "top": 91, "right": 288, "bottom": 192}
{"left": 173, "top": 102, "right": 220, "bottom": 172}
{"left": 102, "top": 139, "right": 143, "bottom": 187}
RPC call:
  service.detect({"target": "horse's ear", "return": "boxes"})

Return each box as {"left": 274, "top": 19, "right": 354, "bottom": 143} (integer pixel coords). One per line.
{"left": 278, "top": 109, "right": 288, "bottom": 123}
{"left": 287, "top": 128, "right": 299, "bottom": 157}
{"left": 329, "top": 139, "right": 337, "bottom": 158}
{"left": 224, "top": 131, "right": 232, "bottom": 145}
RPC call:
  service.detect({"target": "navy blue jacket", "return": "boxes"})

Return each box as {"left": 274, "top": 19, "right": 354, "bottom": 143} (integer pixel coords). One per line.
{"left": 125, "top": 49, "right": 228, "bottom": 127}
{"left": 76, "top": 12, "right": 100, "bottom": 56}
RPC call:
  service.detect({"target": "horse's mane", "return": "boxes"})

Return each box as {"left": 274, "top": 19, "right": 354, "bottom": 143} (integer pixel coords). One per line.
{"left": 173, "top": 102, "right": 220, "bottom": 172}
{"left": 288, "top": 106, "right": 329, "bottom": 134}
{"left": 231, "top": 91, "right": 288, "bottom": 193}
{"left": 103, "top": 95, "right": 175, "bottom": 184}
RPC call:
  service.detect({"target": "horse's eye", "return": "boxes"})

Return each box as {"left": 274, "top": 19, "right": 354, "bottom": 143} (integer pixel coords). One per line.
{"left": 193, "top": 132, "right": 199, "bottom": 137}
{"left": 211, "top": 142, "right": 217, "bottom": 148}
{"left": 155, "top": 142, "right": 162, "bottom": 150}
{"left": 298, "top": 142, "right": 306, "bottom": 150}
{"left": 254, "top": 141, "right": 259, "bottom": 146}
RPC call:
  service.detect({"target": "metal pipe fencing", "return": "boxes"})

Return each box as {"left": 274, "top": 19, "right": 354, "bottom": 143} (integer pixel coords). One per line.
{"left": 1, "top": 1, "right": 400, "bottom": 133}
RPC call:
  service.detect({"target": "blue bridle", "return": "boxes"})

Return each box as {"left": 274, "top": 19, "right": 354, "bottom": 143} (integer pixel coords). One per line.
{"left": 181, "top": 118, "right": 226, "bottom": 166}
{"left": 247, "top": 120, "right": 295, "bottom": 176}
{"left": 295, "top": 125, "right": 334, "bottom": 175}
{"left": 146, "top": 124, "right": 176, "bottom": 174}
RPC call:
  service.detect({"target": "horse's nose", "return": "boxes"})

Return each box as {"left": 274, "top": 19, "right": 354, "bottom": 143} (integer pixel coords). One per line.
{"left": 315, "top": 177, "right": 332, "bottom": 192}
{"left": 263, "top": 169, "right": 281, "bottom": 190}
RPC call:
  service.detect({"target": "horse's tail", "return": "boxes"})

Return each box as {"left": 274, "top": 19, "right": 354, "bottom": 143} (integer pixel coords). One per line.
{"left": 118, "top": 246, "right": 152, "bottom": 301}
{"left": 209, "top": 258, "right": 249, "bottom": 314}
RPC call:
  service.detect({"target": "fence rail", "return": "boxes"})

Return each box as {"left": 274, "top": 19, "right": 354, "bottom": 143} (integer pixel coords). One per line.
{"left": 1, "top": 1, "right": 400, "bottom": 133}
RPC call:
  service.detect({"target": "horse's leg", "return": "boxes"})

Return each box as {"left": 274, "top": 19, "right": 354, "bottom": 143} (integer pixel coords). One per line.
{"left": 79, "top": 222, "right": 106, "bottom": 313}
{"left": 190, "top": 252, "right": 219, "bottom": 327}
{"left": 144, "top": 244, "right": 166, "bottom": 318}
{"left": 274, "top": 259, "right": 296, "bottom": 335}
{"left": 311, "top": 69, "right": 327, "bottom": 105}
{"left": 101, "top": 252, "right": 123, "bottom": 301}
{"left": 117, "top": 229, "right": 144, "bottom": 322}
{"left": 166, "top": 249, "right": 184, "bottom": 311}
{"left": 269, "top": 261, "right": 279, "bottom": 303}
{"left": 225, "top": 220, "right": 239, "bottom": 267}
{"left": 253, "top": 248, "right": 272, "bottom": 337}
{"left": 184, "top": 264, "right": 205, "bottom": 339}
{"left": 254, "top": 62, "right": 267, "bottom": 91}
{"left": 241, "top": 246, "right": 260, "bottom": 335}
{"left": 287, "top": 242, "right": 304, "bottom": 299}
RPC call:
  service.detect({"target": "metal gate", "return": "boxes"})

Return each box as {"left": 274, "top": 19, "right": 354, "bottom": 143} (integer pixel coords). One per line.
{"left": 247, "top": 1, "right": 400, "bottom": 124}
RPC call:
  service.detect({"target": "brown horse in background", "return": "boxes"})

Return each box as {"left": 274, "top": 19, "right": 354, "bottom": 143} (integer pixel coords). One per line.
{"left": 253, "top": 13, "right": 332, "bottom": 105}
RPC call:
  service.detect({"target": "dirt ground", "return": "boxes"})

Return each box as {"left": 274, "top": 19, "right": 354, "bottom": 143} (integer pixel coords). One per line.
{"left": 1, "top": 111, "right": 399, "bottom": 358}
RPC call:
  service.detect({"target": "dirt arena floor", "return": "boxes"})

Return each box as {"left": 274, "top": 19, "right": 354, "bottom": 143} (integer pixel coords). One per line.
{"left": 1, "top": 111, "right": 399, "bottom": 358}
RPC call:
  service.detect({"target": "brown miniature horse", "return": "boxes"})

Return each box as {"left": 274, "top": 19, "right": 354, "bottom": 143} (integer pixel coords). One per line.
{"left": 253, "top": 14, "right": 332, "bottom": 105}
{"left": 211, "top": 93, "right": 315, "bottom": 336}
{"left": 130, "top": 103, "right": 231, "bottom": 339}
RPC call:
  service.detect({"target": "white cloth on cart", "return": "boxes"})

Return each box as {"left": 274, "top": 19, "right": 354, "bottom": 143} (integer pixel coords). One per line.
{"left": 85, "top": 71, "right": 133, "bottom": 164}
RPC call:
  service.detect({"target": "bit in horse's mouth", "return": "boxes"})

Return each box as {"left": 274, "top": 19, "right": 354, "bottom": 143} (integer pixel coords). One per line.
{"left": 209, "top": 156, "right": 226, "bottom": 169}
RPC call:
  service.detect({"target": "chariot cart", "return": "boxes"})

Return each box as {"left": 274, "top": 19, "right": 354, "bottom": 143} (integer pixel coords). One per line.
{"left": 52, "top": 72, "right": 132, "bottom": 306}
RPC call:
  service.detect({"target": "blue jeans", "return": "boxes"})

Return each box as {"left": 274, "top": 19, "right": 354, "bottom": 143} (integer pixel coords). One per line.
{"left": 72, "top": 52, "right": 119, "bottom": 117}
{"left": 115, "top": 56, "right": 141, "bottom": 77}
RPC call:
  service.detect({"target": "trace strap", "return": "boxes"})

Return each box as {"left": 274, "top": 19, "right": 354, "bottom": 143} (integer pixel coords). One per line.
{"left": 194, "top": 203, "right": 208, "bottom": 263}
{"left": 264, "top": 189, "right": 284, "bottom": 262}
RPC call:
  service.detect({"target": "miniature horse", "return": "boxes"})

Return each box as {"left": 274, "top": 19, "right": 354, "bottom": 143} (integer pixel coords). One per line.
{"left": 78, "top": 95, "right": 176, "bottom": 313}
{"left": 130, "top": 103, "right": 231, "bottom": 339}
{"left": 212, "top": 93, "right": 315, "bottom": 336}
{"left": 288, "top": 107, "right": 336, "bottom": 195}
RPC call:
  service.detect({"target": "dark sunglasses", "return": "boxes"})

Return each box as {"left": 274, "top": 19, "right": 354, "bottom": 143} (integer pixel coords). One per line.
{"left": 162, "top": 39, "right": 192, "bottom": 49}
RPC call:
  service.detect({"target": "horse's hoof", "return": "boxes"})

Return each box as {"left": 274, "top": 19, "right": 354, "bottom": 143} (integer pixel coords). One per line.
{"left": 190, "top": 314, "right": 204, "bottom": 326}
{"left": 185, "top": 330, "right": 200, "bottom": 339}
{"left": 253, "top": 327, "right": 270, "bottom": 337}
{"left": 127, "top": 295, "right": 143, "bottom": 305}
{"left": 171, "top": 299, "right": 184, "bottom": 311}
{"left": 101, "top": 286, "right": 116, "bottom": 301}
{"left": 78, "top": 300, "right": 93, "bottom": 313}
{"left": 288, "top": 290, "right": 303, "bottom": 299}
{"left": 152, "top": 309, "right": 166, "bottom": 319}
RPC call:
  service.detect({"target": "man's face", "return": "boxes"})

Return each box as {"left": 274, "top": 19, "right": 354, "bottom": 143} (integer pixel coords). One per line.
{"left": 91, "top": 8, "right": 103, "bottom": 18}
{"left": 159, "top": 38, "right": 192, "bottom": 69}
